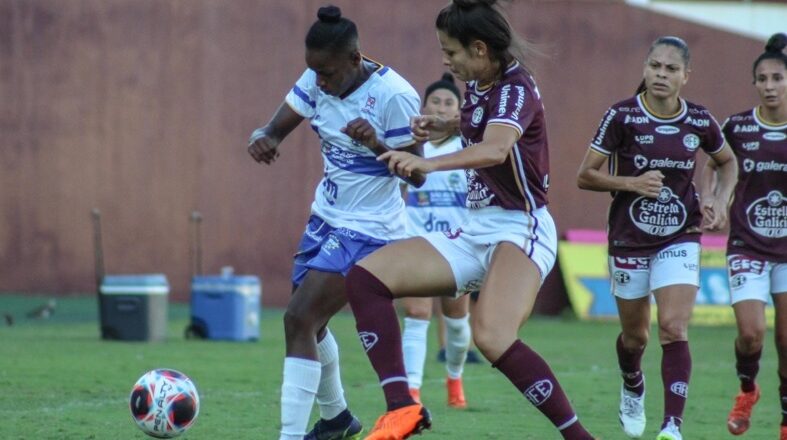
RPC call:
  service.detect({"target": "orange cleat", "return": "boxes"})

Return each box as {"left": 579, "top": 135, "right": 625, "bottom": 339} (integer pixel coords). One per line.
{"left": 446, "top": 377, "right": 467, "bottom": 409}
{"left": 364, "top": 403, "right": 431, "bottom": 440}
{"left": 727, "top": 384, "right": 760, "bottom": 435}
{"left": 409, "top": 388, "right": 421, "bottom": 404}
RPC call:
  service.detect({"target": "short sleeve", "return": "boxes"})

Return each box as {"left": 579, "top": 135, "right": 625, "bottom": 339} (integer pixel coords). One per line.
{"left": 382, "top": 92, "right": 420, "bottom": 149}
{"left": 486, "top": 83, "right": 534, "bottom": 137}
{"left": 701, "top": 114, "right": 725, "bottom": 155}
{"left": 589, "top": 107, "right": 623, "bottom": 156}
{"left": 285, "top": 69, "right": 318, "bottom": 119}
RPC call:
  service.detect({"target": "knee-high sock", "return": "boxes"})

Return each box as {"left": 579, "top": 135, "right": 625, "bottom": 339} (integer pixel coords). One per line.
{"left": 402, "top": 317, "right": 430, "bottom": 389}
{"left": 316, "top": 329, "right": 347, "bottom": 420}
{"left": 661, "top": 341, "right": 691, "bottom": 428}
{"left": 280, "top": 357, "right": 321, "bottom": 440}
{"left": 780, "top": 373, "right": 787, "bottom": 426}
{"left": 443, "top": 314, "right": 470, "bottom": 379}
{"left": 616, "top": 333, "right": 645, "bottom": 396}
{"left": 493, "top": 340, "right": 593, "bottom": 440}
{"left": 734, "top": 345, "right": 761, "bottom": 393}
{"left": 346, "top": 266, "right": 412, "bottom": 410}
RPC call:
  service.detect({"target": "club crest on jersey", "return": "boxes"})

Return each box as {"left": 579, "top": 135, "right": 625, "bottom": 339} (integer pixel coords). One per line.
{"left": 613, "top": 271, "right": 631, "bottom": 285}
{"left": 629, "top": 186, "right": 687, "bottom": 236}
{"left": 358, "top": 331, "right": 378, "bottom": 352}
{"left": 682, "top": 134, "right": 700, "bottom": 151}
{"left": 471, "top": 107, "right": 484, "bottom": 126}
{"left": 745, "top": 190, "right": 787, "bottom": 238}
{"left": 730, "top": 274, "right": 747, "bottom": 289}
{"left": 362, "top": 95, "right": 377, "bottom": 116}
{"left": 469, "top": 94, "right": 479, "bottom": 105}
{"left": 655, "top": 125, "right": 680, "bottom": 135}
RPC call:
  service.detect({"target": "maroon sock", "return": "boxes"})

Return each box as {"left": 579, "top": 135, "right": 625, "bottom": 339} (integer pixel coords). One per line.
{"left": 734, "top": 345, "right": 761, "bottom": 393}
{"left": 780, "top": 374, "right": 787, "bottom": 426}
{"left": 616, "top": 333, "right": 645, "bottom": 396}
{"left": 661, "top": 341, "right": 691, "bottom": 429}
{"left": 345, "top": 266, "right": 413, "bottom": 411}
{"left": 493, "top": 340, "right": 593, "bottom": 440}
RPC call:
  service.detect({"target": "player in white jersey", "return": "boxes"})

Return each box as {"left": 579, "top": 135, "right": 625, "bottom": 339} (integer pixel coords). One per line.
{"left": 246, "top": 6, "right": 423, "bottom": 440}
{"left": 400, "top": 73, "right": 472, "bottom": 409}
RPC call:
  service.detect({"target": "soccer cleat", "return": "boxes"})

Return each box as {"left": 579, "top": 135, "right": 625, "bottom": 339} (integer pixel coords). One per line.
{"left": 409, "top": 388, "right": 421, "bottom": 404}
{"left": 727, "top": 384, "right": 760, "bottom": 435}
{"left": 780, "top": 425, "right": 787, "bottom": 440}
{"left": 364, "top": 403, "right": 431, "bottom": 440}
{"left": 446, "top": 377, "right": 467, "bottom": 409}
{"left": 619, "top": 383, "right": 646, "bottom": 438}
{"left": 304, "top": 412, "right": 363, "bottom": 440}
{"left": 656, "top": 418, "right": 682, "bottom": 440}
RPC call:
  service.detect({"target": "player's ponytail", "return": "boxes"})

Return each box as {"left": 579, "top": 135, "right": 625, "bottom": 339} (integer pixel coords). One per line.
{"left": 305, "top": 5, "right": 359, "bottom": 53}
{"left": 752, "top": 33, "right": 787, "bottom": 81}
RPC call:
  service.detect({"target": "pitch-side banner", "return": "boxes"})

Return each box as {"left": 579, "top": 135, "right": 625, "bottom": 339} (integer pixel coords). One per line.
{"left": 557, "top": 233, "right": 774, "bottom": 326}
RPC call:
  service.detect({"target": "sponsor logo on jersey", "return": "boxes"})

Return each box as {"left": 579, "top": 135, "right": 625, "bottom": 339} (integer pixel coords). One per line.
{"left": 729, "top": 255, "right": 765, "bottom": 276}
{"left": 471, "top": 107, "right": 484, "bottom": 126}
{"left": 734, "top": 124, "right": 759, "bottom": 133}
{"left": 613, "top": 270, "right": 631, "bottom": 285}
{"left": 593, "top": 108, "right": 617, "bottom": 145}
{"left": 683, "top": 133, "right": 700, "bottom": 151}
{"left": 629, "top": 186, "right": 687, "bottom": 236}
{"left": 742, "top": 159, "right": 787, "bottom": 173}
{"left": 670, "top": 382, "right": 688, "bottom": 398}
{"left": 655, "top": 248, "right": 688, "bottom": 260}
{"left": 358, "top": 331, "right": 379, "bottom": 352}
{"left": 635, "top": 135, "right": 654, "bottom": 145}
{"left": 469, "top": 94, "right": 479, "bottom": 105}
{"left": 684, "top": 116, "right": 710, "bottom": 128}
{"left": 422, "top": 212, "right": 451, "bottom": 232}
{"left": 459, "top": 279, "right": 482, "bottom": 296}
{"left": 361, "top": 95, "right": 377, "bottom": 116}
{"left": 510, "top": 85, "right": 526, "bottom": 120}
{"left": 634, "top": 155, "right": 648, "bottom": 170}
{"left": 624, "top": 115, "right": 649, "bottom": 124}
{"left": 655, "top": 125, "right": 680, "bottom": 135}
{"left": 763, "top": 131, "right": 787, "bottom": 141}
{"left": 524, "top": 379, "right": 553, "bottom": 406}
{"left": 730, "top": 274, "right": 747, "bottom": 289}
{"left": 444, "top": 227, "right": 463, "bottom": 240}
{"left": 742, "top": 142, "right": 760, "bottom": 151}
{"left": 498, "top": 84, "right": 511, "bottom": 116}
{"left": 466, "top": 169, "right": 495, "bottom": 208}
{"left": 635, "top": 155, "right": 695, "bottom": 170}
{"left": 613, "top": 256, "right": 650, "bottom": 270}
{"left": 745, "top": 190, "right": 787, "bottom": 238}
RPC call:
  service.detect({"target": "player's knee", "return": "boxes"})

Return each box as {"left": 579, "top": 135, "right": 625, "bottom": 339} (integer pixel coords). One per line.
{"left": 658, "top": 319, "right": 687, "bottom": 343}
{"left": 737, "top": 328, "right": 765, "bottom": 353}
{"left": 622, "top": 329, "right": 649, "bottom": 349}
{"left": 283, "top": 306, "right": 319, "bottom": 338}
{"left": 775, "top": 333, "right": 787, "bottom": 357}
{"left": 404, "top": 304, "right": 432, "bottom": 320}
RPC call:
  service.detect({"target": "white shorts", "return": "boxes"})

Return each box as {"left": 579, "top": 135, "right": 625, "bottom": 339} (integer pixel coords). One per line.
{"left": 728, "top": 254, "right": 787, "bottom": 304}
{"left": 421, "top": 206, "right": 557, "bottom": 298}
{"left": 609, "top": 242, "right": 700, "bottom": 300}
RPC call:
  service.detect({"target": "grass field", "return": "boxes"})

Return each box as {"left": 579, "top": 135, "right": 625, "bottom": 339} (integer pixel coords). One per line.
{"left": 0, "top": 294, "right": 781, "bottom": 439}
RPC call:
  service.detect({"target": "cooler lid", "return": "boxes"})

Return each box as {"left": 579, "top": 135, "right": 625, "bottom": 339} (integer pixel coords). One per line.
{"left": 100, "top": 274, "right": 169, "bottom": 295}
{"left": 191, "top": 275, "right": 261, "bottom": 296}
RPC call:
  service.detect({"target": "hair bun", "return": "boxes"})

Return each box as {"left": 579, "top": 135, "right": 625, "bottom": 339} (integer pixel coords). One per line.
{"left": 440, "top": 72, "right": 455, "bottom": 83}
{"left": 317, "top": 5, "right": 342, "bottom": 23}
{"left": 765, "top": 33, "right": 787, "bottom": 54}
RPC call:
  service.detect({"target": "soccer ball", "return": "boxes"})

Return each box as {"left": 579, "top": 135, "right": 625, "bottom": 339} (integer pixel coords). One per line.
{"left": 129, "top": 368, "right": 200, "bottom": 438}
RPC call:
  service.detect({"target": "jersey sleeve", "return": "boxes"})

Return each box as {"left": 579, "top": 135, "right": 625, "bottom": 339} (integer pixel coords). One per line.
{"left": 382, "top": 91, "right": 420, "bottom": 149}
{"left": 486, "top": 83, "right": 534, "bottom": 137}
{"left": 284, "top": 69, "right": 318, "bottom": 119}
{"left": 701, "top": 114, "right": 725, "bottom": 155}
{"left": 720, "top": 117, "right": 737, "bottom": 153}
{"left": 589, "top": 107, "right": 623, "bottom": 156}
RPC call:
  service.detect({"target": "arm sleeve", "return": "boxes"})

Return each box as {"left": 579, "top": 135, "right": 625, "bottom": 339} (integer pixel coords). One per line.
{"left": 589, "top": 107, "right": 622, "bottom": 156}
{"left": 702, "top": 114, "right": 726, "bottom": 155}
{"left": 382, "top": 91, "right": 420, "bottom": 149}
{"left": 284, "top": 69, "right": 318, "bottom": 119}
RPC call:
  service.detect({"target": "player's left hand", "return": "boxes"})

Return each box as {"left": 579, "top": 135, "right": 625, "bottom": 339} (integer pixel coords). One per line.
{"left": 342, "top": 118, "right": 380, "bottom": 151}
{"left": 377, "top": 150, "right": 435, "bottom": 178}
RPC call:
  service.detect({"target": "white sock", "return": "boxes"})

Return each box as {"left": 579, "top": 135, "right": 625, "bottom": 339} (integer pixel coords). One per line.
{"left": 402, "top": 317, "right": 430, "bottom": 389}
{"left": 444, "top": 314, "right": 470, "bottom": 379}
{"left": 316, "top": 329, "right": 347, "bottom": 421}
{"left": 279, "top": 357, "right": 321, "bottom": 440}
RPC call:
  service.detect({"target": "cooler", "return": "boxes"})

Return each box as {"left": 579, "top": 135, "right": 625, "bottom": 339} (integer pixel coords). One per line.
{"left": 189, "top": 271, "right": 261, "bottom": 341}
{"left": 99, "top": 274, "right": 169, "bottom": 341}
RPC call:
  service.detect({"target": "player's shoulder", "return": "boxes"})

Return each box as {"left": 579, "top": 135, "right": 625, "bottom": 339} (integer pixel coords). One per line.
{"left": 370, "top": 64, "right": 418, "bottom": 99}
{"left": 682, "top": 98, "right": 715, "bottom": 117}
{"left": 608, "top": 96, "right": 640, "bottom": 114}
{"left": 726, "top": 108, "right": 755, "bottom": 123}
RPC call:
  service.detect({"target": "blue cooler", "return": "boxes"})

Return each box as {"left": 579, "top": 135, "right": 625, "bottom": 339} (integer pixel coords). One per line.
{"left": 189, "top": 269, "right": 261, "bottom": 341}
{"left": 99, "top": 274, "right": 169, "bottom": 341}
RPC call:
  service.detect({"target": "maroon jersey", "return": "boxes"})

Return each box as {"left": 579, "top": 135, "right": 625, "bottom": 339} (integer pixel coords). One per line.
{"left": 590, "top": 94, "right": 725, "bottom": 256}
{"left": 460, "top": 62, "right": 549, "bottom": 212}
{"left": 723, "top": 107, "right": 787, "bottom": 262}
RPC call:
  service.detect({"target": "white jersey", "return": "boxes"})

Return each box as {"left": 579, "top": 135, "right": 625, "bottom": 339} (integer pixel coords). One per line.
{"left": 285, "top": 60, "right": 420, "bottom": 240}
{"left": 405, "top": 136, "right": 468, "bottom": 236}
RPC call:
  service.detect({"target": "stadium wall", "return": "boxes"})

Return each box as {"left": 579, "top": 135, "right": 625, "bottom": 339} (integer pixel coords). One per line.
{"left": 0, "top": 0, "right": 762, "bottom": 309}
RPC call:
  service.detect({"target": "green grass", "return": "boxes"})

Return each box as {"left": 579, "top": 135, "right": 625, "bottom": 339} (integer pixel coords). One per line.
{"left": 0, "top": 294, "right": 781, "bottom": 439}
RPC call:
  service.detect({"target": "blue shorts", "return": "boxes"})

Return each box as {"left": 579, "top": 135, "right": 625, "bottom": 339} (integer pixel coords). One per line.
{"left": 291, "top": 215, "right": 388, "bottom": 287}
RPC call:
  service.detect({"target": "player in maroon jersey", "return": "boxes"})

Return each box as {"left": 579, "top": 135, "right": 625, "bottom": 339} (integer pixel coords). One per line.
{"left": 577, "top": 36, "right": 738, "bottom": 440}
{"left": 342, "top": 1, "right": 596, "bottom": 439}
{"left": 701, "top": 33, "right": 787, "bottom": 439}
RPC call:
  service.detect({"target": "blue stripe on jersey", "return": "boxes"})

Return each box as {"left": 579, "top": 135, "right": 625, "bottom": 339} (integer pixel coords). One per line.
{"left": 323, "top": 147, "right": 391, "bottom": 177}
{"left": 384, "top": 126, "right": 411, "bottom": 138}
{"left": 293, "top": 85, "right": 316, "bottom": 108}
{"left": 406, "top": 191, "right": 466, "bottom": 208}
{"left": 310, "top": 124, "right": 321, "bottom": 137}
{"left": 377, "top": 66, "right": 390, "bottom": 76}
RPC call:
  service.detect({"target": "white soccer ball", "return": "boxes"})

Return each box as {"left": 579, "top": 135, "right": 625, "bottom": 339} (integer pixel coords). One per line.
{"left": 129, "top": 368, "right": 200, "bottom": 438}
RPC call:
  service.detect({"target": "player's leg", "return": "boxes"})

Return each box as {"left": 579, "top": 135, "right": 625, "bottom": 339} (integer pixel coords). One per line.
{"left": 476, "top": 242, "right": 593, "bottom": 440}
{"left": 726, "top": 297, "right": 765, "bottom": 435}
{"left": 770, "top": 263, "right": 787, "bottom": 439}
{"left": 440, "top": 294, "right": 470, "bottom": 408}
{"left": 400, "top": 296, "right": 434, "bottom": 403}
{"left": 346, "top": 237, "right": 459, "bottom": 439}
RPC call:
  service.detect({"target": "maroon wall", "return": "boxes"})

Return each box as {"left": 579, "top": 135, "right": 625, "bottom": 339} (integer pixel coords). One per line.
{"left": 0, "top": 0, "right": 763, "bottom": 307}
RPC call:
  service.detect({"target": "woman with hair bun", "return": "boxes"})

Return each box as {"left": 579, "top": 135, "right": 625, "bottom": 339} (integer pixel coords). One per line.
{"left": 344, "top": 0, "right": 596, "bottom": 438}
{"left": 703, "top": 32, "right": 787, "bottom": 439}
{"left": 247, "top": 5, "right": 425, "bottom": 440}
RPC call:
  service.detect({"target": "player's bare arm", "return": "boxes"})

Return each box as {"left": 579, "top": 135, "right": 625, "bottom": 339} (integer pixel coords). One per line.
{"left": 702, "top": 143, "right": 738, "bottom": 231}
{"left": 411, "top": 114, "right": 460, "bottom": 142}
{"left": 247, "top": 102, "right": 304, "bottom": 165}
{"left": 577, "top": 148, "right": 664, "bottom": 198}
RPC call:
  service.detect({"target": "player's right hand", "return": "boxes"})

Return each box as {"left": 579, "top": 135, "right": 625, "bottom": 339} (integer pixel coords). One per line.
{"left": 411, "top": 115, "right": 443, "bottom": 142}
{"left": 630, "top": 170, "right": 664, "bottom": 198}
{"left": 247, "top": 128, "right": 280, "bottom": 165}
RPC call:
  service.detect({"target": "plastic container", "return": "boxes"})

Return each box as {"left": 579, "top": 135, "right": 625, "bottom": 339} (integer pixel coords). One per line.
{"left": 99, "top": 274, "right": 169, "bottom": 341}
{"left": 188, "top": 268, "right": 261, "bottom": 341}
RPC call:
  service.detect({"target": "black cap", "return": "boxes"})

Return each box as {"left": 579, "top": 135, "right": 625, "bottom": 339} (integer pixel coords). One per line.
{"left": 424, "top": 72, "right": 461, "bottom": 102}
